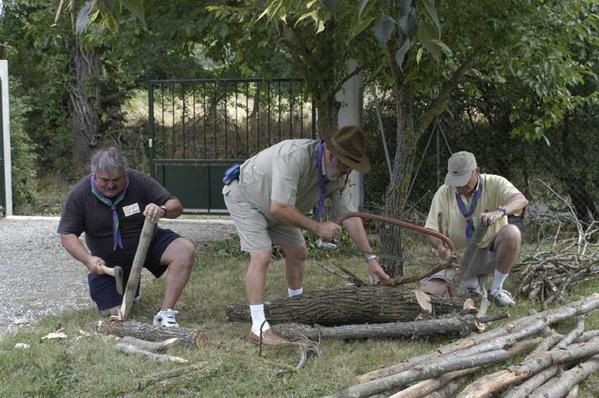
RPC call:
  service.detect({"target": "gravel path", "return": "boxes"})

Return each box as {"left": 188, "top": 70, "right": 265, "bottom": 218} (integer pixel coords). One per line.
{"left": 0, "top": 216, "right": 235, "bottom": 337}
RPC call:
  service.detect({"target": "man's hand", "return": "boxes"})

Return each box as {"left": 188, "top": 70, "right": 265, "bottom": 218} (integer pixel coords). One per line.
{"left": 367, "top": 259, "right": 390, "bottom": 285}
{"left": 479, "top": 209, "right": 504, "bottom": 226}
{"left": 144, "top": 203, "right": 165, "bottom": 222}
{"left": 317, "top": 221, "right": 341, "bottom": 241}
{"left": 436, "top": 244, "right": 454, "bottom": 262}
{"left": 85, "top": 256, "right": 107, "bottom": 275}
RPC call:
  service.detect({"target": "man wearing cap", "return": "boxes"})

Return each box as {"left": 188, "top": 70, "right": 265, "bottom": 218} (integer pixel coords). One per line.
{"left": 223, "top": 126, "right": 390, "bottom": 346}
{"left": 421, "top": 151, "right": 528, "bottom": 307}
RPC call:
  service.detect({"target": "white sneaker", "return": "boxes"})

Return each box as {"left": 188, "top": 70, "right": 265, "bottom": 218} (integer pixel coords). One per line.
{"left": 153, "top": 309, "right": 179, "bottom": 327}
{"left": 490, "top": 289, "right": 515, "bottom": 307}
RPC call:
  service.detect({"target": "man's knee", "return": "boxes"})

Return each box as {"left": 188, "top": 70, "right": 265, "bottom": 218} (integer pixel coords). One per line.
{"left": 249, "top": 250, "right": 273, "bottom": 269}
{"left": 420, "top": 278, "right": 449, "bottom": 297}
{"left": 164, "top": 238, "right": 196, "bottom": 271}
{"left": 499, "top": 224, "right": 522, "bottom": 244}
{"left": 284, "top": 245, "right": 308, "bottom": 262}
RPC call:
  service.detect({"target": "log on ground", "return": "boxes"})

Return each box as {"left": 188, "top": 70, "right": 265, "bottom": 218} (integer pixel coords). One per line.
{"left": 226, "top": 286, "right": 464, "bottom": 326}
{"left": 96, "top": 319, "right": 207, "bottom": 349}
{"left": 272, "top": 313, "right": 507, "bottom": 341}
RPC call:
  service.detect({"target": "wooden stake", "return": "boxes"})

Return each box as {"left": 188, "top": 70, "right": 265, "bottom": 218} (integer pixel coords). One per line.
{"left": 120, "top": 218, "right": 155, "bottom": 320}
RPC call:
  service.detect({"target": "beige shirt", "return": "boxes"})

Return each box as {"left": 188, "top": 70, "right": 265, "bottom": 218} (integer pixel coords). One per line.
{"left": 425, "top": 174, "right": 521, "bottom": 250}
{"left": 237, "top": 139, "right": 357, "bottom": 222}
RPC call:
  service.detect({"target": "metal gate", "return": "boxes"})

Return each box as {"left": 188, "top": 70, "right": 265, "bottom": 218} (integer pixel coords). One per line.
{"left": 148, "top": 78, "right": 316, "bottom": 213}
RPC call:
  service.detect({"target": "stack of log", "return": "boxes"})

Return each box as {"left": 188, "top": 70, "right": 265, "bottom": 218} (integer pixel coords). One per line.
{"left": 325, "top": 293, "right": 599, "bottom": 398}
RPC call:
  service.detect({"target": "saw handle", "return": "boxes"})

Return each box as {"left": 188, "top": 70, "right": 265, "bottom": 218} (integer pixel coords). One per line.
{"left": 335, "top": 212, "right": 455, "bottom": 251}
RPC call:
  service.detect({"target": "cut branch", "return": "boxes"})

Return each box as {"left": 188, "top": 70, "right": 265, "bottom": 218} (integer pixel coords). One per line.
{"left": 96, "top": 319, "right": 207, "bottom": 349}
{"left": 272, "top": 313, "right": 508, "bottom": 342}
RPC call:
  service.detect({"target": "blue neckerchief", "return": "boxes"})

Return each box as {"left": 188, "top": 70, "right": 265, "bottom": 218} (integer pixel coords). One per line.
{"left": 90, "top": 173, "right": 129, "bottom": 250}
{"left": 455, "top": 176, "right": 483, "bottom": 241}
{"left": 314, "top": 140, "right": 328, "bottom": 221}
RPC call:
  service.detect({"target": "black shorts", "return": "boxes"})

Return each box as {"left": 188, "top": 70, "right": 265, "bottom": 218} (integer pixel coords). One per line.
{"left": 88, "top": 228, "right": 180, "bottom": 310}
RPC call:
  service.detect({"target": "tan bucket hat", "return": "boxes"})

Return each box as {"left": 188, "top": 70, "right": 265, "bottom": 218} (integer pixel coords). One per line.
{"left": 324, "top": 126, "right": 371, "bottom": 173}
{"left": 445, "top": 151, "right": 477, "bottom": 186}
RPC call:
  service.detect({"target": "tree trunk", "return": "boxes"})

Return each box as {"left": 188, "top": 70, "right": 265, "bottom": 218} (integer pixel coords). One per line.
{"left": 69, "top": 45, "right": 102, "bottom": 166}
{"left": 381, "top": 86, "right": 419, "bottom": 277}
{"left": 225, "top": 287, "right": 464, "bottom": 326}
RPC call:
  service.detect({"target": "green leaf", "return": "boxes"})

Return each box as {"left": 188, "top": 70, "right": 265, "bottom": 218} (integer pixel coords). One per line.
{"left": 76, "top": 1, "right": 93, "bottom": 34}
{"left": 417, "top": 20, "right": 440, "bottom": 61}
{"left": 373, "top": 15, "right": 395, "bottom": 44}
{"left": 295, "top": 10, "right": 319, "bottom": 27}
{"left": 399, "top": 7, "right": 416, "bottom": 36}
{"left": 431, "top": 39, "right": 452, "bottom": 56}
{"left": 359, "top": 0, "right": 369, "bottom": 18}
{"left": 395, "top": 37, "right": 411, "bottom": 69}
{"left": 421, "top": 0, "right": 441, "bottom": 38}
{"left": 121, "top": 0, "right": 145, "bottom": 24}
{"left": 349, "top": 16, "right": 376, "bottom": 41}
{"left": 416, "top": 47, "right": 423, "bottom": 64}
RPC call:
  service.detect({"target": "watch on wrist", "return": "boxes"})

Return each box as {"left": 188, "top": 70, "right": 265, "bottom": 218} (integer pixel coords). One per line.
{"left": 364, "top": 254, "right": 377, "bottom": 263}
{"left": 497, "top": 206, "right": 508, "bottom": 217}
{"left": 160, "top": 205, "right": 168, "bottom": 216}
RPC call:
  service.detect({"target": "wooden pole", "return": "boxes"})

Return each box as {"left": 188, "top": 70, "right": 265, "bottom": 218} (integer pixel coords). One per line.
{"left": 120, "top": 217, "right": 155, "bottom": 320}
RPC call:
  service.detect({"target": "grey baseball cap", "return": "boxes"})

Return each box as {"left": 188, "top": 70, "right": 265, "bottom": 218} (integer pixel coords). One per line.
{"left": 445, "top": 151, "right": 477, "bottom": 186}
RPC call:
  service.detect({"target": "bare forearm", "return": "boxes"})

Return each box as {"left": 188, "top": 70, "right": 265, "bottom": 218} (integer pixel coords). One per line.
{"left": 271, "top": 201, "right": 320, "bottom": 234}
{"left": 428, "top": 235, "right": 445, "bottom": 252}
{"left": 60, "top": 234, "right": 92, "bottom": 265}
{"left": 161, "top": 198, "right": 184, "bottom": 218}
{"left": 503, "top": 193, "right": 528, "bottom": 215}
{"left": 343, "top": 217, "right": 373, "bottom": 255}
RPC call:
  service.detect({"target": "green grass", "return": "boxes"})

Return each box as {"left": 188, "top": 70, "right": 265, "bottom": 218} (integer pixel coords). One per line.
{"left": 1, "top": 242, "right": 597, "bottom": 397}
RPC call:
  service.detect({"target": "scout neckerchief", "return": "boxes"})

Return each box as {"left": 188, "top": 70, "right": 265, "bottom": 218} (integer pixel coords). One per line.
{"left": 90, "top": 173, "right": 129, "bottom": 250}
{"left": 314, "top": 140, "right": 328, "bottom": 221}
{"left": 455, "top": 176, "right": 483, "bottom": 241}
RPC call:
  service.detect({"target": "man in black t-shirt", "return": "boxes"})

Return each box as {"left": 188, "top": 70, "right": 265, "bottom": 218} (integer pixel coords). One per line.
{"left": 58, "top": 147, "right": 195, "bottom": 327}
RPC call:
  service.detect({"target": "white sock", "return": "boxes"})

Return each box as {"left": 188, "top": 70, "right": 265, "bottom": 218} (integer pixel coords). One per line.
{"left": 288, "top": 287, "right": 303, "bottom": 297}
{"left": 491, "top": 271, "right": 509, "bottom": 293}
{"left": 249, "top": 304, "right": 270, "bottom": 335}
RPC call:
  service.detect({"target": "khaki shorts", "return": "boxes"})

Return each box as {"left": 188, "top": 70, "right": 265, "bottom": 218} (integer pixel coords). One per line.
{"left": 223, "top": 181, "right": 305, "bottom": 252}
{"left": 423, "top": 243, "right": 497, "bottom": 286}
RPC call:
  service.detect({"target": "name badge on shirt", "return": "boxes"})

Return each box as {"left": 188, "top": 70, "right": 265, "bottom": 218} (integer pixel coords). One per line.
{"left": 122, "top": 203, "right": 141, "bottom": 217}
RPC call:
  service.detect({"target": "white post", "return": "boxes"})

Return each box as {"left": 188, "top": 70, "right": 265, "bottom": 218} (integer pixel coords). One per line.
{"left": 1, "top": 60, "right": 13, "bottom": 216}
{"left": 335, "top": 59, "right": 364, "bottom": 209}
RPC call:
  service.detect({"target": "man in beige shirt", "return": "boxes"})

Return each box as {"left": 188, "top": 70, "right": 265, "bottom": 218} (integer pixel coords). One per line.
{"left": 223, "top": 126, "right": 389, "bottom": 346}
{"left": 422, "top": 151, "right": 528, "bottom": 307}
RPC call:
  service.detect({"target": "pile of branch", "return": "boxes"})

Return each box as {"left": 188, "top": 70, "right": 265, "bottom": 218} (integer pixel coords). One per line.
{"left": 516, "top": 249, "right": 599, "bottom": 305}
{"left": 516, "top": 181, "right": 599, "bottom": 306}
{"left": 326, "top": 293, "right": 599, "bottom": 398}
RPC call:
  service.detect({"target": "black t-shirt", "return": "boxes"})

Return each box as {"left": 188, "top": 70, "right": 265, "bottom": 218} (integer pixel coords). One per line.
{"left": 57, "top": 169, "right": 173, "bottom": 266}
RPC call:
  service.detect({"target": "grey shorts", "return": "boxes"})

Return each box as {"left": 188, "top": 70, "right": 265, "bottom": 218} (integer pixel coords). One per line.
{"left": 423, "top": 243, "right": 497, "bottom": 285}
{"left": 223, "top": 181, "right": 305, "bottom": 252}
